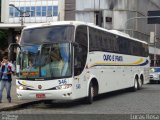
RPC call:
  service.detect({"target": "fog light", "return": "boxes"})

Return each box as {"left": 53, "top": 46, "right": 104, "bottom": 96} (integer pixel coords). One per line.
{"left": 19, "top": 86, "right": 24, "bottom": 90}
{"left": 17, "top": 94, "right": 22, "bottom": 97}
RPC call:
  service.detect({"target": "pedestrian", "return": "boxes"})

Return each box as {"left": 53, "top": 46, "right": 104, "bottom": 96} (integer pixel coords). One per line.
{"left": 0, "top": 60, "right": 2, "bottom": 76}
{"left": 0, "top": 56, "right": 14, "bottom": 103}
{"left": 0, "top": 60, "right": 4, "bottom": 100}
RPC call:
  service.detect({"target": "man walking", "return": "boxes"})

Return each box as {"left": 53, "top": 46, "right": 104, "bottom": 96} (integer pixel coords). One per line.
{"left": 0, "top": 56, "right": 13, "bottom": 103}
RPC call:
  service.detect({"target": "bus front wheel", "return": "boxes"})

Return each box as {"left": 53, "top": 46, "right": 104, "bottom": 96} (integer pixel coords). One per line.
{"left": 86, "top": 82, "right": 94, "bottom": 104}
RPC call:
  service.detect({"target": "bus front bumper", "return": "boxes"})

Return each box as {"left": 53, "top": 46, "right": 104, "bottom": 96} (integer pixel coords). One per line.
{"left": 16, "top": 89, "right": 73, "bottom": 100}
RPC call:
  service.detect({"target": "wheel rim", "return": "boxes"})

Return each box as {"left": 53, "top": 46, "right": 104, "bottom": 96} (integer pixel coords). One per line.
{"left": 139, "top": 80, "right": 142, "bottom": 87}
{"left": 135, "top": 79, "right": 138, "bottom": 89}
{"left": 91, "top": 86, "right": 94, "bottom": 98}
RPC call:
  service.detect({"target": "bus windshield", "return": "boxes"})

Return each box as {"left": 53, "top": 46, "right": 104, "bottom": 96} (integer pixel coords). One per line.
{"left": 20, "top": 25, "right": 74, "bottom": 45}
{"left": 17, "top": 43, "right": 72, "bottom": 80}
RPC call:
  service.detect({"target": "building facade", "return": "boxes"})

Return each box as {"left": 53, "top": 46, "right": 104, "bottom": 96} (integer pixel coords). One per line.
{"left": 59, "top": 0, "right": 160, "bottom": 66}
{"left": 1, "top": 0, "right": 160, "bottom": 66}
{"left": 0, "top": 0, "right": 1, "bottom": 22}
{"left": 9, "top": 0, "right": 58, "bottom": 24}
{"left": 0, "top": 0, "right": 59, "bottom": 61}
{"left": 1, "top": 0, "right": 58, "bottom": 24}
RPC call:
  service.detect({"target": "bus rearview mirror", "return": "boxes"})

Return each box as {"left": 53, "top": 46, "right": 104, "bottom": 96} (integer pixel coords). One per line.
{"left": 8, "top": 43, "right": 21, "bottom": 62}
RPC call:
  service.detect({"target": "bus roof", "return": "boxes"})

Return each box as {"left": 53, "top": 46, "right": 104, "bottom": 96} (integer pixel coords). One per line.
{"left": 23, "top": 21, "right": 86, "bottom": 29}
{"left": 23, "top": 21, "right": 148, "bottom": 45}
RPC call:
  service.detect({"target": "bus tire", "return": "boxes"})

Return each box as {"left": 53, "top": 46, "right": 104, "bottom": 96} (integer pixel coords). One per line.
{"left": 86, "top": 82, "right": 94, "bottom": 104}
{"left": 138, "top": 77, "right": 143, "bottom": 90}
{"left": 131, "top": 77, "right": 139, "bottom": 92}
{"left": 43, "top": 100, "right": 53, "bottom": 104}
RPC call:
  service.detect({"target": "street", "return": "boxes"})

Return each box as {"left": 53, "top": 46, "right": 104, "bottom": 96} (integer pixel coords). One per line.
{"left": 1, "top": 80, "right": 160, "bottom": 120}
{"left": 1, "top": 84, "right": 160, "bottom": 120}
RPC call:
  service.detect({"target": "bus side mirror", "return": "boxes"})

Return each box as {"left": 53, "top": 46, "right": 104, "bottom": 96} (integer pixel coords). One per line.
{"left": 72, "top": 42, "right": 80, "bottom": 52}
{"left": 8, "top": 43, "right": 21, "bottom": 62}
{"left": 72, "top": 42, "right": 79, "bottom": 47}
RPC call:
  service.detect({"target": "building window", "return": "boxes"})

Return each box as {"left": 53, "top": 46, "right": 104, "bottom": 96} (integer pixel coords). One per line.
{"left": 47, "top": 6, "right": 52, "bottom": 17}
{"left": 9, "top": 7, "right": 14, "bottom": 17}
{"left": 25, "top": 7, "right": 30, "bottom": 16}
{"left": 36, "top": 6, "right": 41, "bottom": 17}
{"left": 42, "top": 6, "right": 46, "bottom": 17}
{"left": 20, "top": 7, "right": 24, "bottom": 11}
{"left": 8, "top": 5, "right": 58, "bottom": 18}
{"left": 15, "top": 7, "right": 20, "bottom": 17}
{"left": 31, "top": 6, "right": 35, "bottom": 17}
{"left": 20, "top": 7, "right": 25, "bottom": 16}
{"left": 53, "top": 6, "right": 58, "bottom": 16}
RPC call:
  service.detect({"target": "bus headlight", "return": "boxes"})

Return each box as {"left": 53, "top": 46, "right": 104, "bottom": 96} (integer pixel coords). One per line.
{"left": 18, "top": 85, "right": 27, "bottom": 90}
{"left": 56, "top": 84, "right": 72, "bottom": 90}
{"left": 153, "top": 74, "right": 159, "bottom": 78}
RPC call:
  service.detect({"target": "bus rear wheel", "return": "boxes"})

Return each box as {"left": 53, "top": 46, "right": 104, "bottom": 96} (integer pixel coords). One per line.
{"left": 138, "top": 76, "right": 143, "bottom": 90}
{"left": 131, "top": 78, "right": 139, "bottom": 92}
{"left": 138, "top": 79, "right": 143, "bottom": 90}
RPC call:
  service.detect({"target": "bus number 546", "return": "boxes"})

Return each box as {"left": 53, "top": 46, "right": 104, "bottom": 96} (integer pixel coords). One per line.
{"left": 58, "top": 79, "right": 67, "bottom": 85}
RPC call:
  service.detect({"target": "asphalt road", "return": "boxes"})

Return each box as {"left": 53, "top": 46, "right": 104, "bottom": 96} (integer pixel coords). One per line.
{"left": 1, "top": 84, "right": 160, "bottom": 120}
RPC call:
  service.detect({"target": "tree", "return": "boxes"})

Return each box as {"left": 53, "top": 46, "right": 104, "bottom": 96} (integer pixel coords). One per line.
{"left": 0, "top": 30, "right": 8, "bottom": 50}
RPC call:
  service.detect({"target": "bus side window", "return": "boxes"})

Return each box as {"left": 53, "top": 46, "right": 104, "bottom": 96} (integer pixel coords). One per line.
{"left": 74, "top": 45, "right": 87, "bottom": 76}
{"left": 74, "top": 25, "right": 88, "bottom": 76}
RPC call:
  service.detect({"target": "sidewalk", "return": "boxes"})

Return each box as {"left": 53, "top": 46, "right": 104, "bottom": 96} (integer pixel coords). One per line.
{"left": 0, "top": 76, "right": 40, "bottom": 111}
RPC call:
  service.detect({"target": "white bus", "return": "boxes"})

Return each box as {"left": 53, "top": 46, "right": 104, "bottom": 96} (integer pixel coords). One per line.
{"left": 9, "top": 21, "right": 149, "bottom": 104}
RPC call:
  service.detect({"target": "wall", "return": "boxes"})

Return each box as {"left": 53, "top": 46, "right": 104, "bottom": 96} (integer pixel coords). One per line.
{"left": 0, "top": 0, "right": 1, "bottom": 22}
{"left": 73, "top": 0, "right": 160, "bottom": 42}
{"left": 1, "top": 0, "right": 9, "bottom": 23}
{"left": 64, "top": 0, "right": 75, "bottom": 20}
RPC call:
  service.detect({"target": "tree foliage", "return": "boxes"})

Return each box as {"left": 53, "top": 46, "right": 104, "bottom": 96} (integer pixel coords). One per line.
{"left": 0, "top": 30, "right": 8, "bottom": 50}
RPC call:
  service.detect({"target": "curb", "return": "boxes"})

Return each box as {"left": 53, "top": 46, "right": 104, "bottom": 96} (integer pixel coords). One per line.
{"left": 0, "top": 100, "right": 43, "bottom": 112}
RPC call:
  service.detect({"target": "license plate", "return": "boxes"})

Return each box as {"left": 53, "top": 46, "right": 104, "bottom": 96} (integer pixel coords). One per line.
{"left": 36, "top": 94, "right": 45, "bottom": 98}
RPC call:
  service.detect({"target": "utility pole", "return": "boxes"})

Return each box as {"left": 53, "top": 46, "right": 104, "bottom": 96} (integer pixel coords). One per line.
{"left": 154, "top": 24, "right": 157, "bottom": 66}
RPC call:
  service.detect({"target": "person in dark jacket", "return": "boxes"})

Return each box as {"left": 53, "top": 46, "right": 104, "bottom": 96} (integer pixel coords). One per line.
{"left": 0, "top": 56, "right": 13, "bottom": 103}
